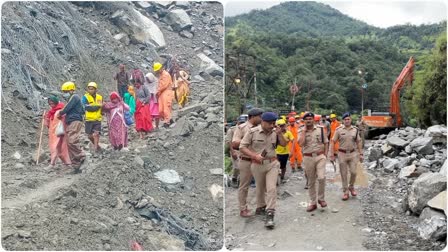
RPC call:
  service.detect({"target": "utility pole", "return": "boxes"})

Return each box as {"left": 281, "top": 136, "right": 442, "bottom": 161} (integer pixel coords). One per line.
{"left": 254, "top": 58, "right": 257, "bottom": 107}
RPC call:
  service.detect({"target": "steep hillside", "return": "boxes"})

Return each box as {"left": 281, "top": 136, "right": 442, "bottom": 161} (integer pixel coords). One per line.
{"left": 226, "top": 1, "right": 378, "bottom": 37}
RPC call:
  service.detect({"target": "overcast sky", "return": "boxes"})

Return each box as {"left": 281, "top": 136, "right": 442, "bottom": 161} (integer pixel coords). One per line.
{"left": 225, "top": 1, "right": 447, "bottom": 28}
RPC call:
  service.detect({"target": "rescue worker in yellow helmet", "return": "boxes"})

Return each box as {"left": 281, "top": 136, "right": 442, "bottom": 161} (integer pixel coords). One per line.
{"left": 154, "top": 62, "right": 174, "bottom": 128}
{"left": 275, "top": 119, "right": 294, "bottom": 183}
{"left": 82, "top": 82, "right": 103, "bottom": 153}
{"left": 58, "top": 82, "right": 86, "bottom": 172}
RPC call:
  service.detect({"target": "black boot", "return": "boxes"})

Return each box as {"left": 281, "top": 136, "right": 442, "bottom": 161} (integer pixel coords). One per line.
{"left": 265, "top": 210, "right": 275, "bottom": 229}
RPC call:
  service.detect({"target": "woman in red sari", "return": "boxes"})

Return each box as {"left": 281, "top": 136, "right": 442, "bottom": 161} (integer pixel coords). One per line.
{"left": 103, "top": 92, "right": 130, "bottom": 150}
{"left": 45, "top": 96, "right": 71, "bottom": 166}
{"left": 134, "top": 81, "right": 153, "bottom": 138}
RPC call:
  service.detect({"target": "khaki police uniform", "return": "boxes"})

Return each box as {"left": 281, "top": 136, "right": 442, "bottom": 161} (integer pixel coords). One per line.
{"left": 232, "top": 121, "right": 255, "bottom": 211}
{"left": 240, "top": 125, "right": 280, "bottom": 211}
{"left": 356, "top": 120, "right": 367, "bottom": 148}
{"left": 331, "top": 125, "right": 362, "bottom": 193}
{"left": 299, "top": 125, "right": 328, "bottom": 204}
{"left": 226, "top": 126, "right": 239, "bottom": 179}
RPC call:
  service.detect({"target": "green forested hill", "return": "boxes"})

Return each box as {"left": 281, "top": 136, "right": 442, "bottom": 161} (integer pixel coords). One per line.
{"left": 226, "top": 2, "right": 378, "bottom": 37}
{"left": 225, "top": 2, "right": 446, "bottom": 127}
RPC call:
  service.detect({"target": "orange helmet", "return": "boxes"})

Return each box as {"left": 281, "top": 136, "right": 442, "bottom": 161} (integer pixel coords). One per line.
{"left": 314, "top": 114, "right": 321, "bottom": 122}
{"left": 288, "top": 117, "right": 295, "bottom": 123}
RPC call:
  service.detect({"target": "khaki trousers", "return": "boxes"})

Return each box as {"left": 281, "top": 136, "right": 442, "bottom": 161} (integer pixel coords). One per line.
{"left": 231, "top": 157, "right": 239, "bottom": 180}
{"left": 251, "top": 160, "right": 280, "bottom": 211}
{"left": 238, "top": 159, "right": 252, "bottom": 211}
{"left": 338, "top": 152, "right": 357, "bottom": 193}
{"left": 66, "top": 121, "right": 86, "bottom": 164}
{"left": 303, "top": 155, "right": 326, "bottom": 204}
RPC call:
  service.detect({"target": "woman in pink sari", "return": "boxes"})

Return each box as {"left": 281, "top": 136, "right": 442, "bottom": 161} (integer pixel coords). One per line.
{"left": 103, "top": 92, "right": 130, "bottom": 151}
{"left": 45, "top": 96, "right": 71, "bottom": 166}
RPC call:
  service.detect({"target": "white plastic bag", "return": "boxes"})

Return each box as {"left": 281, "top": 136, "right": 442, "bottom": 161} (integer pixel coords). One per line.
{"left": 55, "top": 121, "right": 65, "bottom": 136}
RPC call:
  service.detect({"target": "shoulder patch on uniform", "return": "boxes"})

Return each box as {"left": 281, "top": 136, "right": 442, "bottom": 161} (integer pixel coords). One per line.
{"left": 238, "top": 123, "right": 246, "bottom": 129}
{"left": 336, "top": 125, "right": 344, "bottom": 129}
{"left": 316, "top": 125, "right": 324, "bottom": 128}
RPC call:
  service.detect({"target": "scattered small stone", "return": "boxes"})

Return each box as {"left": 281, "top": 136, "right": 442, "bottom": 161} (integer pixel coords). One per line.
{"left": 209, "top": 168, "right": 222, "bottom": 175}
{"left": 13, "top": 151, "right": 21, "bottom": 160}
{"left": 316, "top": 246, "right": 323, "bottom": 250}
{"left": 17, "top": 231, "right": 31, "bottom": 238}
{"left": 362, "top": 227, "right": 372, "bottom": 233}
{"left": 331, "top": 208, "right": 339, "bottom": 213}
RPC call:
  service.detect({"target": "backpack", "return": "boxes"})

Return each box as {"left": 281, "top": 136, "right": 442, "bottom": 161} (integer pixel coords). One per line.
{"left": 124, "top": 110, "right": 134, "bottom": 126}
{"left": 131, "top": 69, "right": 144, "bottom": 84}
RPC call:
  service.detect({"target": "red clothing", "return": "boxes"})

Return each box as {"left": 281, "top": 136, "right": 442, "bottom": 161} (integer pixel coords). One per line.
{"left": 135, "top": 100, "right": 153, "bottom": 132}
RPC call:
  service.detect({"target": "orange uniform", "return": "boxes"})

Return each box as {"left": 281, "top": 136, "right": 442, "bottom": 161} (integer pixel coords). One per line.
{"left": 330, "top": 120, "right": 341, "bottom": 154}
{"left": 288, "top": 123, "right": 303, "bottom": 169}
{"left": 157, "top": 70, "right": 174, "bottom": 124}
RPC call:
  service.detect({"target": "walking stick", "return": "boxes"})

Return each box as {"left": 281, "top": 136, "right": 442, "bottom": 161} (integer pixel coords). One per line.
{"left": 36, "top": 111, "right": 46, "bottom": 165}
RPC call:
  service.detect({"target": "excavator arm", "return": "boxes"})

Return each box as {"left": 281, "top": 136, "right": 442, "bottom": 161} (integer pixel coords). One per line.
{"left": 389, "top": 56, "right": 414, "bottom": 127}
{"left": 362, "top": 57, "right": 414, "bottom": 137}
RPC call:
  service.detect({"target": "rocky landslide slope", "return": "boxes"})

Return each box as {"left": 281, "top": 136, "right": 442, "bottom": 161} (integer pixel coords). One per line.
{"left": 361, "top": 125, "right": 447, "bottom": 250}
{"left": 1, "top": 1, "right": 224, "bottom": 250}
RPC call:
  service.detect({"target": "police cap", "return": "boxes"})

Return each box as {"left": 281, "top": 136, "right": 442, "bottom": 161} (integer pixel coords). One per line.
{"left": 247, "top": 108, "right": 264, "bottom": 116}
{"left": 303, "top": 112, "right": 315, "bottom": 120}
{"left": 342, "top": 112, "right": 351, "bottom": 119}
{"left": 261, "top": 112, "right": 278, "bottom": 122}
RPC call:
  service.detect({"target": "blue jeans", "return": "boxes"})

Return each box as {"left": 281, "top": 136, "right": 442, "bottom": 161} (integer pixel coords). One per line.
{"left": 118, "top": 85, "right": 128, "bottom": 98}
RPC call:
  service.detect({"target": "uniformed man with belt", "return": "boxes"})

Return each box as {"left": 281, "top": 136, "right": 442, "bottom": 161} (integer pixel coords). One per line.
{"left": 298, "top": 112, "right": 329, "bottom": 212}
{"left": 226, "top": 115, "right": 248, "bottom": 188}
{"left": 240, "top": 112, "right": 287, "bottom": 228}
{"left": 330, "top": 112, "right": 363, "bottom": 200}
{"left": 356, "top": 116, "right": 367, "bottom": 148}
{"left": 232, "top": 108, "right": 264, "bottom": 217}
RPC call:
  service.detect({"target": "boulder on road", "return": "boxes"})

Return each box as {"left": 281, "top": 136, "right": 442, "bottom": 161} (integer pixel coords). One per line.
{"left": 424, "top": 125, "right": 447, "bottom": 144}
{"left": 408, "top": 172, "right": 447, "bottom": 214}
{"left": 410, "top": 137, "right": 434, "bottom": 155}
{"left": 197, "top": 53, "right": 223, "bottom": 77}
{"left": 387, "top": 136, "right": 409, "bottom": 148}
{"left": 164, "top": 9, "right": 192, "bottom": 31}
{"left": 417, "top": 207, "right": 447, "bottom": 240}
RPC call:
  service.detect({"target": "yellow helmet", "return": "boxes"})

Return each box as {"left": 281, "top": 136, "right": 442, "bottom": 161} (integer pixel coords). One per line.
{"left": 276, "top": 119, "right": 286, "bottom": 126}
{"left": 87, "top": 82, "right": 98, "bottom": 89}
{"left": 153, "top": 62, "right": 163, "bottom": 72}
{"left": 330, "top": 114, "right": 337, "bottom": 119}
{"left": 61, "top": 81, "right": 76, "bottom": 91}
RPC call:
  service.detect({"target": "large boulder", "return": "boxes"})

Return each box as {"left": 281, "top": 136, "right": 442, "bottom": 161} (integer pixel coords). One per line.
{"left": 417, "top": 207, "right": 447, "bottom": 240}
{"left": 408, "top": 173, "right": 447, "bottom": 214}
{"left": 381, "top": 144, "right": 393, "bottom": 155}
{"left": 164, "top": 9, "right": 192, "bottom": 31}
{"left": 398, "top": 164, "right": 417, "bottom": 179}
{"left": 177, "top": 103, "right": 207, "bottom": 118}
{"left": 113, "top": 33, "right": 130, "bottom": 45}
{"left": 424, "top": 125, "right": 447, "bottom": 144}
{"left": 367, "top": 147, "right": 382, "bottom": 162}
{"left": 171, "top": 117, "right": 194, "bottom": 137}
{"left": 427, "top": 191, "right": 447, "bottom": 215}
{"left": 410, "top": 137, "right": 434, "bottom": 155}
{"left": 387, "top": 136, "right": 409, "bottom": 148}
{"left": 110, "top": 9, "right": 166, "bottom": 48}
{"left": 382, "top": 158, "right": 400, "bottom": 173}
{"left": 197, "top": 53, "right": 224, "bottom": 77}
{"left": 439, "top": 160, "right": 447, "bottom": 176}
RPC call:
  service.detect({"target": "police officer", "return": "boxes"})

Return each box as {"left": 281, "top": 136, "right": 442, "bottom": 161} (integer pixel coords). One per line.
{"left": 232, "top": 108, "right": 264, "bottom": 217}
{"left": 356, "top": 116, "right": 367, "bottom": 148}
{"left": 226, "top": 115, "right": 248, "bottom": 188}
{"left": 298, "top": 112, "right": 329, "bottom": 212}
{"left": 330, "top": 112, "right": 363, "bottom": 200}
{"left": 240, "top": 112, "right": 287, "bottom": 229}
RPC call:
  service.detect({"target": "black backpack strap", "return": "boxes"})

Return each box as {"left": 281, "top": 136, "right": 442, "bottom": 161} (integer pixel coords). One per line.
{"left": 355, "top": 128, "right": 359, "bottom": 142}
{"left": 321, "top": 127, "right": 324, "bottom": 143}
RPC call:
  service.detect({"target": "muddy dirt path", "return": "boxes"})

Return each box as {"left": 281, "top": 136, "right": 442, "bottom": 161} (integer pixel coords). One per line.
{"left": 225, "top": 160, "right": 370, "bottom": 251}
